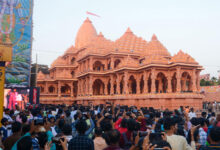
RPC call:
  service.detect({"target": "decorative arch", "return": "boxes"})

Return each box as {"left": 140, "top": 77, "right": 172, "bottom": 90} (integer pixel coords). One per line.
{"left": 71, "top": 57, "right": 75, "bottom": 65}
{"left": 71, "top": 71, "right": 75, "bottom": 78}
{"left": 61, "top": 84, "right": 71, "bottom": 94}
{"left": 128, "top": 75, "right": 137, "bottom": 94}
{"left": 48, "top": 86, "right": 55, "bottom": 93}
{"left": 156, "top": 72, "right": 167, "bottom": 93}
{"left": 40, "top": 86, "right": 44, "bottom": 93}
{"left": 171, "top": 73, "right": 177, "bottom": 93}
{"left": 107, "top": 80, "right": 111, "bottom": 95}
{"left": 114, "top": 59, "right": 121, "bottom": 68}
{"left": 93, "top": 61, "right": 104, "bottom": 71}
{"left": 181, "top": 72, "right": 192, "bottom": 92}
{"left": 93, "top": 79, "right": 105, "bottom": 95}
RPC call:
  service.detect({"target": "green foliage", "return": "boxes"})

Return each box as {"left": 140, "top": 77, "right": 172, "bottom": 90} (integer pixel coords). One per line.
{"left": 200, "top": 77, "right": 220, "bottom": 86}
{"left": 18, "top": 43, "right": 29, "bottom": 51}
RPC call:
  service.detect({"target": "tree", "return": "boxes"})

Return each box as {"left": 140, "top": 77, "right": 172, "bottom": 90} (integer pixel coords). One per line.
{"left": 200, "top": 79, "right": 206, "bottom": 86}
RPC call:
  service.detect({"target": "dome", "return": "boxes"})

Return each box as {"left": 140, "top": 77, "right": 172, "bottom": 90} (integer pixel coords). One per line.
{"left": 75, "top": 18, "right": 97, "bottom": 48}
{"left": 145, "top": 34, "right": 171, "bottom": 57}
{"left": 115, "top": 27, "right": 147, "bottom": 54}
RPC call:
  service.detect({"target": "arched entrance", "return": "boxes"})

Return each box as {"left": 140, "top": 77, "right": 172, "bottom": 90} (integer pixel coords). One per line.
{"left": 156, "top": 72, "right": 167, "bottom": 93}
{"left": 93, "top": 79, "right": 105, "bottom": 95}
{"left": 71, "top": 57, "right": 75, "bottom": 65}
{"left": 93, "top": 61, "right": 104, "bottom": 71}
{"left": 48, "top": 86, "right": 55, "bottom": 93}
{"left": 61, "top": 84, "right": 71, "bottom": 94}
{"left": 140, "top": 75, "right": 144, "bottom": 93}
{"left": 128, "top": 75, "right": 136, "bottom": 94}
{"left": 114, "top": 59, "right": 121, "bottom": 68}
{"left": 181, "top": 72, "right": 192, "bottom": 92}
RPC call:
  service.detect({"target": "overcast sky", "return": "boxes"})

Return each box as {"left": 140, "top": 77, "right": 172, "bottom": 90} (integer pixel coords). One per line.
{"left": 32, "top": 0, "right": 220, "bottom": 77}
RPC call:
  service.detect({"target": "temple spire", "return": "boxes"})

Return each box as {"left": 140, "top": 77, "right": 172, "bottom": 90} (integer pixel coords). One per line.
{"left": 126, "top": 27, "right": 133, "bottom": 33}
{"left": 151, "top": 34, "right": 158, "bottom": 41}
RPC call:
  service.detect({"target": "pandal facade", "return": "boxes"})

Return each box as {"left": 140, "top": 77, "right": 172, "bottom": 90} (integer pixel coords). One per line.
{"left": 37, "top": 18, "right": 204, "bottom": 110}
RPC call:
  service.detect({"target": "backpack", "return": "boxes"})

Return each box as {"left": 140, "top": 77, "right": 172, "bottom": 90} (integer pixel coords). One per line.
{"left": 122, "top": 132, "right": 133, "bottom": 150}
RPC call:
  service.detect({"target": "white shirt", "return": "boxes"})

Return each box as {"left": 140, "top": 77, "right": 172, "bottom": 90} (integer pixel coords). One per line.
{"left": 188, "top": 112, "right": 196, "bottom": 119}
{"left": 167, "top": 134, "right": 193, "bottom": 150}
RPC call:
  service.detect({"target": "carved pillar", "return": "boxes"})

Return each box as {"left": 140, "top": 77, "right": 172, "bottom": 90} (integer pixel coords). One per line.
{"left": 124, "top": 71, "right": 129, "bottom": 94}
{"left": 144, "top": 71, "right": 149, "bottom": 93}
{"left": 151, "top": 69, "right": 156, "bottom": 93}
{"left": 89, "top": 57, "right": 93, "bottom": 71}
{"left": 196, "top": 71, "right": 201, "bottom": 92}
{"left": 45, "top": 82, "right": 48, "bottom": 94}
{"left": 167, "top": 74, "right": 172, "bottom": 93}
{"left": 136, "top": 75, "right": 140, "bottom": 94}
{"left": 116, "top": 74, "right": 120, "bottom": 94}
{"left": 104, "top": 79, "right": 108, "bottom": 95}
{"left": 58, "top": 81, "right": 61, "bottom": 97}
{"left": 176, "top": 67, "right": 181, "bottom": 93}
{"left": 192, "top": 69, "right": 197, "bottom": 92}
{"left": 110, "top": 57, "right": 114, "bottom": 69}
{"left": 71, "top": 82, "right": 74, "bottom": 97}
{"left": 89, "top": 76, "right": 93, "bottom": 95}
{"left": 110, "top": 75, "right": 114, "bottom": 95}
{"left": 78, "top": 79, "right": 81, "bottom": 96}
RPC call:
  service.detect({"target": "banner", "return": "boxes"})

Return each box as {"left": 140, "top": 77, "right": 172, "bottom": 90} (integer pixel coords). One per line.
{"left": 0, "top": 0, "right": 33, "bottom": 88}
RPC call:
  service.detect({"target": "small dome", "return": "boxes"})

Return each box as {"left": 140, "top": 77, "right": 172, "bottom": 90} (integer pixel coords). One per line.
{"left": 145, "top": 34, "right": 171, "bottom": 57}
{"left": 75, "top": 18, "right": 97, "bottom": 48}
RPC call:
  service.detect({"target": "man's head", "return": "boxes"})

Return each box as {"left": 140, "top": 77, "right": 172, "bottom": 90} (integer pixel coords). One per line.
{"left": 62, "top": 124, "right": 72, "bottom": 136}
{"left": 201, "top": 112, "right": 207, "bottom": 118}
{"left": 163, "top": 117, "right": 177, "bottom": 133}
{"left": 209, "top": 127, "right": 220, "bottom": 144}
{"left": 95, "top": 127, "right": 103, "bottom": 137}
{"left": 12, "top": 121, "right": 22, "bottom": 134}
{"left": 17, "top": 136, "right": 32, "bottom": 150}
{"left": 5, "top": 108, "right": 10, "bottom": 115}
{"left": 75, "top": 119, "right": 88, "bottom": 135}
{"left": 106, "top": 129, "right": 121, "bottom": 146}
{"left": 1, "top": 118, "right": 8, "bottom": 126}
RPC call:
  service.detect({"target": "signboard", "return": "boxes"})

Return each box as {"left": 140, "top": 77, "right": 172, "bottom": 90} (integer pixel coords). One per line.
{"left": 0, "top": 0, "right": 33, "bottom": 88}
{"left": 4, "top": 87, "right": 40, "bottom": 110}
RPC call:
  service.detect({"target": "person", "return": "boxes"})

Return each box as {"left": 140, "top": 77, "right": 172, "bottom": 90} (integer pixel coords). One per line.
{"left": 3, "top": 122, "right": 22, "bottom": 150}
{"left": 188, "top": 108, "right": 197, "bottom": 119}
{"left": 198, "top": 118, "right": 207, "bottom": 146}
{"left": 93, "top": 127, "right": 107, "bottom": 150}
{"left": 0, "top": 118, "right": 11, "bottom": 141}
{"left": 104, "top": 129, "right": 123, "bottom": 150}
{"left": 199, "top": 127, "right": 220, "bottom": 150}
{"left": 164, "top": 117, "right": 195, "bottom": 150}
{"left": 17, "top": 136, "right": 33, "bottom": 150}
{"left": 68, "top": 119, "right": 94, "bottom": 150}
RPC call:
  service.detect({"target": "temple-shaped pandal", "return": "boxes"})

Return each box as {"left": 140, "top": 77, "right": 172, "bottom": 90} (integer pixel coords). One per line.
{"left": 37, "top": 18, "right": 204, "bottom": 109}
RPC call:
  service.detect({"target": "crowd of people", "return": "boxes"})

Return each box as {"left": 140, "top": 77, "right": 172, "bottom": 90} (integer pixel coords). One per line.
{"left": 0, "top": 103, "right": 219, "bottom": 150}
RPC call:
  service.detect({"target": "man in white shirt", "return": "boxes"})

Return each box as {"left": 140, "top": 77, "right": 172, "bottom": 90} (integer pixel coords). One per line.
{"left": 164, "top": 117, "right": 195, "bottom": 150}
{"left": 188, "top": 108, "right": 197, "bottom": 119}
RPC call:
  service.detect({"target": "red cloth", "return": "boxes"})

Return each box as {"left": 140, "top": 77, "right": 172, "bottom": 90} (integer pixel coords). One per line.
{"left": 114, "top": 118, "right": 127, "bottom": 134}
{"left": 203, "top": 127, "right": 208, "bottom": 133}
{"left": 216, "top": 121, "right": 220, "bottom": 127}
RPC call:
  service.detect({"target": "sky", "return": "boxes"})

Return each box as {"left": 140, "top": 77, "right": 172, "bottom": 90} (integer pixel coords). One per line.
{"left": 32, "top": 0, "right": 220, "bottom": 77}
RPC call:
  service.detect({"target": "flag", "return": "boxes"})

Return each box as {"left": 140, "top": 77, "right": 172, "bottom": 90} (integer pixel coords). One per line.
{"left": 86, "top": 11, "right": 100, "bottom": 17}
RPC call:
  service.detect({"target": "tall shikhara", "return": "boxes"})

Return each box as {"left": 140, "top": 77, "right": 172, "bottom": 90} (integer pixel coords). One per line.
{"left": 37, "top": 18, "right": 204, "bottom": 110}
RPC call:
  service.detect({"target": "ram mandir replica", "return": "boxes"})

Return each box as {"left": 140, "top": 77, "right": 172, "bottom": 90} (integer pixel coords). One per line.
{"left": 37, "top": 18, "right": 204, "bottom": 110}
